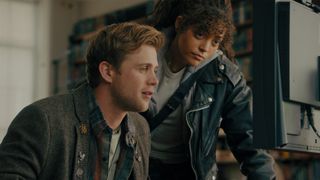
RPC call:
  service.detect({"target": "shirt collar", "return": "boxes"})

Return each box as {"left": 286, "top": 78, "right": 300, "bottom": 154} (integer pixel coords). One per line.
{"left": 86, "top": 86, "right": 111, "bottom": 137}
{"left": 86, "top": 86, "right": 131, "bottom": 137}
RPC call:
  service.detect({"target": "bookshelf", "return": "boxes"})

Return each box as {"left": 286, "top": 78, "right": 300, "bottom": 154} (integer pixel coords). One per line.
{"left": 232, "top": 0, "right": 253, "bottom": 84}
{"left": 52, "top": 1, "right": 154, "bottom": 94}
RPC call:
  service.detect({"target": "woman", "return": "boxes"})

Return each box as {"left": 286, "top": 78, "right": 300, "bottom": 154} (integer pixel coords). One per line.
{"left": 143, "top": 0, "right": 276, "bottom": 180}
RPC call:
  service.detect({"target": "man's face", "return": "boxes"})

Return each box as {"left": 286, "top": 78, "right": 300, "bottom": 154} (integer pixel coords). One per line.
{"left": 174, "top": 26, "right": 225, "bottom": 67}
{"left": 110, "top": 44, "right": 158, "bottom": 112}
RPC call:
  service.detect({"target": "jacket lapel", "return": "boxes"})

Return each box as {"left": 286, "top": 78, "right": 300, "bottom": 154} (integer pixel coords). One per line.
{"left": 71, "top": 83, "right": 91, "bottom": 179}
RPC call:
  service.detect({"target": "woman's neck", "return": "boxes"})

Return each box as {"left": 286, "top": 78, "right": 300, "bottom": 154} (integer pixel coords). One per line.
{"left": 167, "top": 39, "right": 186, "bottom": 73}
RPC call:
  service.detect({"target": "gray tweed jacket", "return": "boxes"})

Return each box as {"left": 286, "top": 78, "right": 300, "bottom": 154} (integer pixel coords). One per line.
{"left": 0, "top": 83, "right": 150, "bottom": 180}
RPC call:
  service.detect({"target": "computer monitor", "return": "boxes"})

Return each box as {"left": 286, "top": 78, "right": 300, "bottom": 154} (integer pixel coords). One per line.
{"left": 253, "top": 0, "right": 320, "bottom": 153}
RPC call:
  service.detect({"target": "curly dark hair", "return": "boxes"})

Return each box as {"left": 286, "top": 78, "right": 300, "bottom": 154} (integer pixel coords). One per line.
{"left": 150, "top": 0, "right": 235, "bottom": 62}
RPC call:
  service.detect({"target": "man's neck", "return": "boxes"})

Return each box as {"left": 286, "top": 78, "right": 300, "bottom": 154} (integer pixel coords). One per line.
{"left": 102, "top": 109, "right": 125, "bottom": 130}
{"left": 94, "top": 85, "right": 126, "bottom": 130}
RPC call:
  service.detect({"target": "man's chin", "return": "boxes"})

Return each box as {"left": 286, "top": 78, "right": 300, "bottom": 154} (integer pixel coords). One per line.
{"left": 131, "top": 104, "right": 148, "bottom": 113}
{"left": 138, "top": 105, "right": 149, "bottom": 113}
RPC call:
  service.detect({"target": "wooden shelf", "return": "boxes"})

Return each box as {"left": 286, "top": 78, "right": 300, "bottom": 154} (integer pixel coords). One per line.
{"left": 74, "top": 60, "right": 86, "bottom": 65}
{"left": 231, "top": 0, "right": 252, "bottom": 5}
{"left": 235, "top": 19, "right": 253, "bottom": 29}
{"left": 270, "top": 150, "right": 320, "bottom": 161}
{"left": 235, "top": 50, "right": 252, "bottom": 57}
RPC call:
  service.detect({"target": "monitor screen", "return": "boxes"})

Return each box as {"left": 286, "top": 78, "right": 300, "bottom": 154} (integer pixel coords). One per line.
{"left": 253, "top": 0, "right": 320, "bottom": 153}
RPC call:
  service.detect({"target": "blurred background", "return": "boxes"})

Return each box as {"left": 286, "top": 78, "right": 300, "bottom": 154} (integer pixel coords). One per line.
{"left": 0, "top": 0, "right": 151, "bottom": 141}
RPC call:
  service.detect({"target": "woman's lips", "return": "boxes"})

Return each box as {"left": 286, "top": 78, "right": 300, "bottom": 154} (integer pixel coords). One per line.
{"left": 192, "top": 53, "right": 205, "bottom": 61}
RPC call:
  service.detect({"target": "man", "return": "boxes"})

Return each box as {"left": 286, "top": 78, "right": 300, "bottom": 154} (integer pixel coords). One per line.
{"left": 0, "top": 22, "right": 164, "bottom": 180}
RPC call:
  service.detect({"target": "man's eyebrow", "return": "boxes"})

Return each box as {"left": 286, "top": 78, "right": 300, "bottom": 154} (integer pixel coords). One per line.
{"left": 135, "top": 63, "right": 155, "bottom": 68}
{"left": 137, "top": 63, "right": 151, "bottom": 66}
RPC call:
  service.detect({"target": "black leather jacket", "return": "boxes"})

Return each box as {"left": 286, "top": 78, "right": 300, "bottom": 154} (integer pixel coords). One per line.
{"left": 146, "top": 26, "right": 276, "bottom": 180}
{"left": 184, "top": 54, "right": 275, "bottom": 180}
{"left": 148, "top": 52, "right": 276, "bottom": 180}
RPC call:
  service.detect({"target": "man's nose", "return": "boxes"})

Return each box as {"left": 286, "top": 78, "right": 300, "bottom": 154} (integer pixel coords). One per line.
{"left": 148, "top": 70, "right": 158, "bottom": 86}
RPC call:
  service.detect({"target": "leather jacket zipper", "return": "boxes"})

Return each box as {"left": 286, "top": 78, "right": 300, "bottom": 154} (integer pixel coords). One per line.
{"left": 186, "top": 104, "right": 211, "bottom": 180}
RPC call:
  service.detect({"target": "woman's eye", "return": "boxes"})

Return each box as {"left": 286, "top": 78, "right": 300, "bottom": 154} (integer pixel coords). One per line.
{"left": 195, "top": 32, "right": 204, "bottom": 39}
{"left": 212, "top": 40, "right": 221, "bottom": 46}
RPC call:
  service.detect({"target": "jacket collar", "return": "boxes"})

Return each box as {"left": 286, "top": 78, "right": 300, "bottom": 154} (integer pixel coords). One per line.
{"left": 72, "top": 82, "right": 90, "bottom": 123}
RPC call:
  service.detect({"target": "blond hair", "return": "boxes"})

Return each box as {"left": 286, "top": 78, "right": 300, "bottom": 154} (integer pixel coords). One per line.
{"left": 86, "top": 22, "right": 165, "bottom": 88}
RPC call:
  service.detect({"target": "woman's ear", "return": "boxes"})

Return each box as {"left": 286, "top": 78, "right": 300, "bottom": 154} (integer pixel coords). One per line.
{"left": 175, "top": 16, "right": 184, "bottom": 32}
{"left": 99, "top": 61, "right": 114, "bottom": 83}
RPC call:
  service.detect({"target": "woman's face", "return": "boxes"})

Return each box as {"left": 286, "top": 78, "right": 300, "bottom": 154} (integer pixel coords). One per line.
{"left": 170, "top": 24, "right": 225, "bottom": 71}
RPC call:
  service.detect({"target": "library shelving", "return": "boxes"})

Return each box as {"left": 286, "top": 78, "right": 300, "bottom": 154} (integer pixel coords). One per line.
{"left": 232, "top": 0, "right": 253, "bottom": 84}
{"left": 52, "top": 1, "right": 154, "bottom": 94}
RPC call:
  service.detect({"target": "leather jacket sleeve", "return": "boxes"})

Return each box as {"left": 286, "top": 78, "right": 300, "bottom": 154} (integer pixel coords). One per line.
{"left": 221, "top": 73, "right": 276, "bottom": 180}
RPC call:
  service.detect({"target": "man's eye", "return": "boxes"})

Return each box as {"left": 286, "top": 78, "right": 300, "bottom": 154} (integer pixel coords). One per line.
{"left": 154, "top": 68, "right": 158, "bottom": 74}
{"left": 139, "top": 65, "right": 149, "bottom": 72}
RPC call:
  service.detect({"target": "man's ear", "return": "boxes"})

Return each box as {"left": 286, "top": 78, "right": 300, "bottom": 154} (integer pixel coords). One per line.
{"left": 175, "top": 16, "right": 184, "bottom": 32}
{"left": 99, "top": 61, "right": 114, "bottom": 83}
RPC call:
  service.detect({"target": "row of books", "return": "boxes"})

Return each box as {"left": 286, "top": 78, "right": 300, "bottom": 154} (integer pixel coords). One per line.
{"left": 54, "top": 0, "right": 254, "bottom": 94}
{"left": 232, "top": 0, "right": 253, "bottom": 25}
{"left": 233, "top": 27, "right": 252, "bottom": 54}
{"left": 60, "top": 2, "right": 155, "bottom": 92}
{"left": 70, "top": 1, "right": 154, "bottom": 43}
{"left": 237, "top": 56, "right": 252, "bottom": 82}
